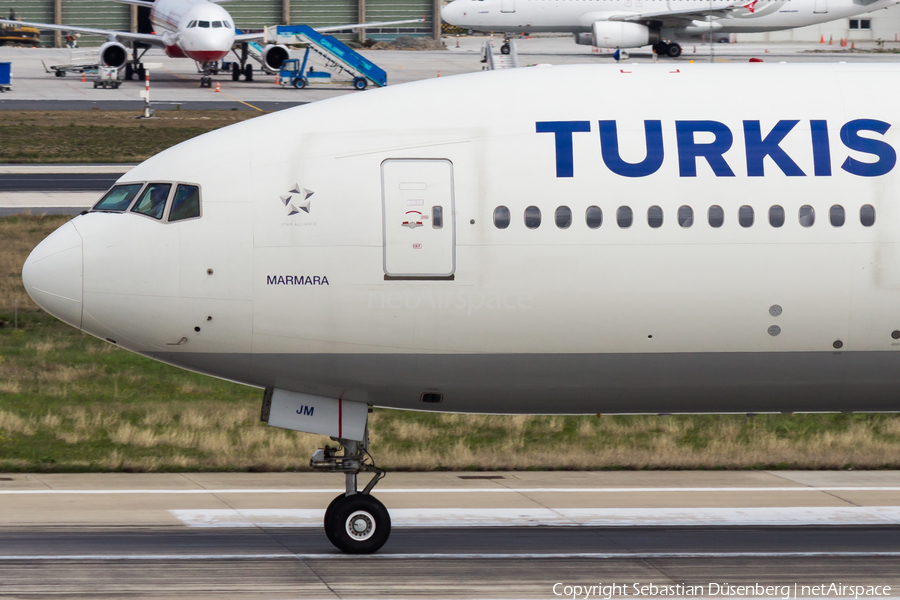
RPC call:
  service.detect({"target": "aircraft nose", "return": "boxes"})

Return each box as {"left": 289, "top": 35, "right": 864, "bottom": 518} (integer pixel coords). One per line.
{"left": 442, "top": 0, "right": 462, "bottom": 23}
{"left": 22, "top": 220, "right": 84, "bottom": 329}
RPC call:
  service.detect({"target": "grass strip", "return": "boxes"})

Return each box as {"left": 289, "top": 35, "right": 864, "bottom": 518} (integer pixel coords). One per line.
{"left": 3, "top": 217, "right": 900, "bottom": 472}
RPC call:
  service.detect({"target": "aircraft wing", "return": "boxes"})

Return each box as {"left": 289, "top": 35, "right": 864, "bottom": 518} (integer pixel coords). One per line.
{"left": 0, "top": 18, "right": 165, "bottom": 45}
{"left": 608, "top": 3, "right": 747, "bottom": 25}
{"left": 234, "top": 18, "right": 425, "bottom": 41}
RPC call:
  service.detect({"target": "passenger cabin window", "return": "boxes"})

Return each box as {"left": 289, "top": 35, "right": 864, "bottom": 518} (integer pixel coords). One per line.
{"left": 524, "top": 206, "right": 541, "bottom": 229}
{"left": 431, "top": 206, "right": 443, "bottom": 229}
{"left": 616, "top": 206, "right": 632, "bottom": 228}
{"left": 493, "top": 206, "right": 510, "bottom": 229}
{"left": 678, "top": 205, "right": 693, "bottom": 228}
{"left": 739, "top": 205, "right": 754, "bottom": 228}
{"left": 769, "top": 205, "right": 784, "bottom": 228}
{"left": 198, "top": 20, "right": 210, "bottom": 27}
{"left": 829, "top": 205, "right": 845, "bottom": 227}
{"left": 93, "top": 183, "right": 143, "bottom": 212}
{"left": 168, "top": 184, "right": 201, "bottom": 222}
{"left": 555, "top": 206, "right": 572, "bottom": 229}
{"left": 585, "top": 206, "right": 602, "bottom": 229}
{"left": 861, "top": 204, "right": 876, "bottom": 227}
{"left": 799, "top": 205, "right": 815, "bottom": 227}
{"left": 647, "top": 205, "right": 663, "bottom": 228}
{"left": 131, "top": 183, "right": 171, "bottom": 220}
{"left": 708, "top": 205, "right": 724, "bottom": 228}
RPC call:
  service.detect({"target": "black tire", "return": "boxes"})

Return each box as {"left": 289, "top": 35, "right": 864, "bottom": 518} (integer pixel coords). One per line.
{"left": 353, "top": 77, "right": 367, "bottom": 90}
{"left": 652, "top": 42, "right": 668, "bottom": 56}
{"left": 231, "top": 63, "right": 240, "bottom": 81}
{"left": 243, "top": 63, "right": 253, "bottom": 82}
{"left": 500, "top": 43, "right": 510, "bottom": 55}
{"left": 323, "top": 494, "right": 344, "bottom": 546}
{"left": 667, "top": 43, "right": 682, "bottom": 58}
{"left": 327, "top": 494, "right": 391, "bottom": 554}
{"left": 125, "top": 63, "right": 133, "bottom": 80}
{"left": 293, "top": 77, "right": 306, "bottom": 89}
{"left": 137, "top": 67, "right": 146, "bottom": 80}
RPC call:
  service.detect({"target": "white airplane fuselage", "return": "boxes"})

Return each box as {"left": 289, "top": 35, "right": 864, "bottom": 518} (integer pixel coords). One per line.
{"left": 150, "top": 0, "right": 235, "bottom": 62}
{"left": 441, "top": 0, "right": 898, "bottom": 38}
{"left": 23, "top": 63, "right": 900, "bottom": 416}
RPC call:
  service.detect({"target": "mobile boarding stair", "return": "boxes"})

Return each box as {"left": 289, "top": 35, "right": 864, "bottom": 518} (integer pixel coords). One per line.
{"left": 275, "top": 24, "right": 387, "bottom": 89}
{"left": 482, "top": 38, "right": 519, "bottom": 70}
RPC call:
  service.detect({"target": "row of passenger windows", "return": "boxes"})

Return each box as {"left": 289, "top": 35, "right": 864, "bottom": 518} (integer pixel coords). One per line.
{"left": 187, "top": 19, "right": 231, "bottom": 28}
{"left": 492, "top": 204, "right": 876, "bottom": 230}
{"left": 92, "top": 182, "right": 202, "bottom": 223}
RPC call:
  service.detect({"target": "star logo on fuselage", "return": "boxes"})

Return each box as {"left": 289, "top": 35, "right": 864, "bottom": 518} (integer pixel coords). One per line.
{"left": 280, "top": 184, "right": 314, "bottom": 215}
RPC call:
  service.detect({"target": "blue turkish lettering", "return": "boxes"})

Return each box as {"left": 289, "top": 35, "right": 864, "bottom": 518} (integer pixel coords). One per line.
{"left": 810, "top": 120, "right": 832, "bottom": 176}
{"left": 840, "top": 119, "right": 896, "bottom": 177}
{"left": 744, "top": 120, "right": 804, "bottom": 177}
{"left": 676, "top": 121, "right": 735, "bottom": 177}
{"left": 598, "top": 120, "right": 664, "bottom": 178}
{"left": 536, "top": 120, "right": 591, "bottom": 177}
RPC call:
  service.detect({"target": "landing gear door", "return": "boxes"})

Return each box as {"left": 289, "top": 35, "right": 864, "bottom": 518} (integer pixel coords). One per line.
{"left": 381, "top": 159, "right": 455, "bottom": 279}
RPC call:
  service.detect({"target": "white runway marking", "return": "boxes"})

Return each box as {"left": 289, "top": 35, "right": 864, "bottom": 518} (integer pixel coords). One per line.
{"left": 2, "top": 551, "right": 900, "bottom": 561}
{"left": 169, "top": 506, "right": 900, "bottom": 528}
{"left": 1, "top": 486, "right": 899, "bottom": 495}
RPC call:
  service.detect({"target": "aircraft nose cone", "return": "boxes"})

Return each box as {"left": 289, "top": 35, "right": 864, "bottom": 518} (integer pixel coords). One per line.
{"left": 22, "top": 221, "right": 83, "bottom": 329}
{"left": 442, "top": 1, "right": 462, "bottom": 23}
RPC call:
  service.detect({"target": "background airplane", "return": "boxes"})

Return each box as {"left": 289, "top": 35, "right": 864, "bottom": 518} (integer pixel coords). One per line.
{"left": 0, "top": 0, "right": 421, "bottom": 86}
{"left": 441, "top": 0, "right": 900, "bottom": 57}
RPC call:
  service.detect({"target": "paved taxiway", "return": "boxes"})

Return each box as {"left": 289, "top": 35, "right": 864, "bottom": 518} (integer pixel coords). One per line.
{"left": 2, "top": 471, "right": 899, "bottom": 598}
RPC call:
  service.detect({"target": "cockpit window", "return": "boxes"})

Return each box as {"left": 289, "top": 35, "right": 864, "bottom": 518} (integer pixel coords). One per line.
{"left": 198, "top": 20, "right": 210, "bottom": 28}
{"left": 224, "top": 20, "right": 231, "bottom": 28}
{"left": 131, "top": 183, "right": 171, "bottom": 220}
{"left": 93, "top": 183, "right": 144, "bottom": 212}
{"left": 188, "top": 20, "right": 196, "bottom": 27}
{"left": 169, "top": 184, "right": 201, "bottom": 222}
{"left": 212, "top": 20, "right": 222, "bottom": 27}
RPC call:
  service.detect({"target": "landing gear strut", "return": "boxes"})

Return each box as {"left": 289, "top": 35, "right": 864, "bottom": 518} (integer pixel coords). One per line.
{"left": 125, "top": 42, "right": 149, "bottom": 81}
{"left": 229, "top": 43, "right": 254, "bottom": 82}
{"left": 311, "top": 435, "right": 390, "bottom": 554}
{"left": 198, "top": 61, "right": 217, "bottom": 88}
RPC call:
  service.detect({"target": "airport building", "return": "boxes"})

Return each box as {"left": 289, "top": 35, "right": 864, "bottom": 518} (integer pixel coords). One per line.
{"left": 6, "top": 0, "right": 440, "bottom": 46}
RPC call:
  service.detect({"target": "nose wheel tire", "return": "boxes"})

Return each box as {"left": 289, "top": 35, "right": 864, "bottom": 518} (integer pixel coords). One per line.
{"left": 500, "top": 43, "right": 510, "bottom": 55}
{"left": 326, "top": 493, "right": 391, "bottom": 554}
{"left": 667, "top": 43, "right": 682, "bottom": 58}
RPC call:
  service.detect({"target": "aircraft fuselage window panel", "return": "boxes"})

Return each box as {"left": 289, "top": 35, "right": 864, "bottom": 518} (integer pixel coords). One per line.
{"left": 585, "top": 205, "right": 602, "bottom": 229}
{"left": 524, "top": 205, "right": 542, "bottom": 229}
{"left": 212, "top": 21, "right": 223, "bottom": 27}
{"left": 432, "top": 206, "right": 444, "bottom": 229}
{"left": 92, "top": 183, "right": 144, "bottom": 212}
{"left": 861, "top": 204, "right": 876, "bottom": 227}
{"left": 648, "top": 205, "right": 663, "bottom": 228}
{"left": 616, "top": 206, "right": 633, "bottom": 229}
{"left": 739, "top": 205, "right": 754, "bottom": 228}
{"left": 131, "top": 183, "right": 172, "bottom": 220}
{"left": 493, "top": 206, "right": 511, "bottom": 229}
{"left": 555, "top": 205, "right": 572, "bottom": 229}
{"left": 168, "top": 184, "right": 202, "bottom": 222}
{"left": 769, "top": 205, "right": 785, "bottom": 228}
{"left": 225, "top": 20, "right": 231, "bottom": 27}
{"left": 199, "top": 20, "right": 210, "bottom": 27}
{"left": 799, "top": 205, "right": 815, "bottom": 228}
{"left": 677, "top": 205, "right": 693, "bottom": 228}
{"left": 708, "top": 205, "right": 724, "bottom": 228}
{"left": 829, "top": 205, "right": 845, "bottom": 227}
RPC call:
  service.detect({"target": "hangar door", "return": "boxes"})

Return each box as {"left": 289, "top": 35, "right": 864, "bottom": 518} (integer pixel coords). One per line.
{"left": 382, "top": 159, "right": 455, "bottom": 279}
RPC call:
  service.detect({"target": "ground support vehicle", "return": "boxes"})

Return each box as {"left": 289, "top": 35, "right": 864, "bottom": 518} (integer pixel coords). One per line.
{"left": 275, "top": 24, "right": 386, "bottom": 90}
{"left": 0, "top": 62, "right": 10, "bottom": 91}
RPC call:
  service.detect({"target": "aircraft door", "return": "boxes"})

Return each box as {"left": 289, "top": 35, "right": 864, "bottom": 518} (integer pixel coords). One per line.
{"left": 814, "top": 0, "right": 827, "bottom": 13}
{"left": 382, "top": 159, "right": 456, "bottom": 279}
{"left": 501, "top": 0, "right": 515, "bottom": 13}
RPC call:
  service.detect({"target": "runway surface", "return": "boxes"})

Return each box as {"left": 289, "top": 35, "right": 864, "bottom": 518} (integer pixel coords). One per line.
{"left": 2, "top": 471, "right": 899, "bottom": 598}
{"left": 0, "top": 172, "right": 122, "bottom": 191}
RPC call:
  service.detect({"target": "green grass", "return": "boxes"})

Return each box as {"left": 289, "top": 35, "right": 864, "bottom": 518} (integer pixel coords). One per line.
{"left": 3, "top": 217, "right": 900, "bottom": 471}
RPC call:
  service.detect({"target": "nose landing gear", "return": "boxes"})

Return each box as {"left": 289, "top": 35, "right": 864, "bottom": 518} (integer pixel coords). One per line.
{"left": 311, "top": 437, "right": 390, "bottom": 554}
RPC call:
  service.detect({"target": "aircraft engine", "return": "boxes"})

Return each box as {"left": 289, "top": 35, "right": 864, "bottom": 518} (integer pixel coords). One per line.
{"left": 261, "top": 44, "right": 290, "bottom": 72}
{"left": 99, "top": 41, "right": 129, "bottom": 69}
{"left": 576, "top": 21, "right": 660, "bottom": 48}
